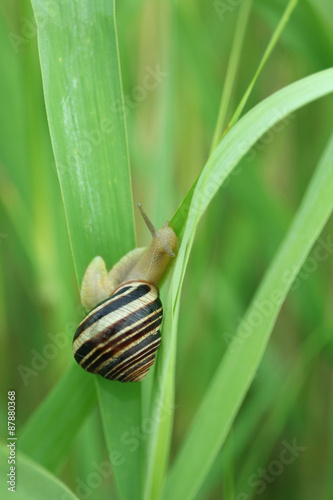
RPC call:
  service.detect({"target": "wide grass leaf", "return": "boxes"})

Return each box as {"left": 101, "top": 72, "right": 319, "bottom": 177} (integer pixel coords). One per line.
{"left": 31, "top": 0, "right": 135, "bottom": 280}
{"left": 30, "top": 1, "right": 142, "bottom": 498}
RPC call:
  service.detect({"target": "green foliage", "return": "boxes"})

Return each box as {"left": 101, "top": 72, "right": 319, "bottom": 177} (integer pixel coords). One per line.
{"left": 0, "top": 444, "right": 78, "bottom": 499}
{"left": 1, "top": 1, "right": 333, "bottom": 499}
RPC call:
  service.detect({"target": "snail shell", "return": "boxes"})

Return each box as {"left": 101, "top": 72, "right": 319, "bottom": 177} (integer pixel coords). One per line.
{"left": 72, "top": 205, "right": 177, "bottom": 382}
{"left": 73, "top": 280, "right": 163, "bottom": 382}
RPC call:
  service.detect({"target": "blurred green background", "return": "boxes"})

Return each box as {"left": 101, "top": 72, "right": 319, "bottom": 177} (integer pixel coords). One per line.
{"left": 1, "top": 0, "right": 333, "bottom": 499}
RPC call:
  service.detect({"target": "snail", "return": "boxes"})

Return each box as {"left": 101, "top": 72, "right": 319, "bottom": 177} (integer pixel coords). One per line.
{"left": 72, "top": 204, "right": 178, "bottom": 382}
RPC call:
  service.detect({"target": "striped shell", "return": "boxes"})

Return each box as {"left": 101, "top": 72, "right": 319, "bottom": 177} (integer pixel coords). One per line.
{"left": 72, "top": 280, "right": 163, "bottom": 382}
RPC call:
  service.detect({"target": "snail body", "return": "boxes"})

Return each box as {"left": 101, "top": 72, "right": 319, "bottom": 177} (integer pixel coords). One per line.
{"left": 72, "top": 205, "right": 177, "bottom": 382}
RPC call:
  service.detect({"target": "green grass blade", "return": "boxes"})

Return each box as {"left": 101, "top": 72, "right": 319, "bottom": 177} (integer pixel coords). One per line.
{"left": 210, "top": 0, "right": 253, "bottom": 153}
{"left": 143, "top": 68, "right": 333, "bottom": 500}
{"left": 236, "top": 324, "right": 332, "bottom": 496}
{"left": 30, "top": 1, "right": 142, "bottom": 498}
{"left": 164, "top": 125, "right": 333, "bottom": 499}
{"left": 256, "top": 0, "right": 333, "bottom": 67}
{"left": 95, "top": 380, "right": 143, "bottom": 498}
{"left": 228, "top": 0, "right": 299, "bottom": 130}
{"left": 172, "top": 68, "right": 333, "bottom": 236}
{"left": 196, "top": 321, "right": 332, "bottom": 499}
{"left": 0, "top": 444, "right": 78, "bottom": 499}
{"left": 30, "top": 0, "right": 134, "bottom": 280}
{"left": 19, "top": 365, "right": 96, "bottom": 472}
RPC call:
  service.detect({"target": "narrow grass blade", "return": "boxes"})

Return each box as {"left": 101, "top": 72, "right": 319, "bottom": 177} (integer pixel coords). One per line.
{"left": 228, "top": 0, "right": 299, "bottom": 131}
{"left": 0, "top": 444, "right": 78, "bottom": 499}
{"left": 210, "top": 0, "right": 253, "bottom": 153}
{"left": 197, "top": 325, "right": 332, "bottom": 499}
{"left": 236, "top": 324, "right": 333, "bottom": 496}
{"left": 256, "top": 0, "right": 333, "bottom": 67}
{"left": 173, "top": 68, "right": 333, "bottom": 239}
{"left": 30, "top": 1, "right": 142, "bottom": 498}
{"left": 164, "top": 127, "right": 333, "bottom": 499}
{"left": 143, "top": 68, "right": 333, "bottom": 500}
